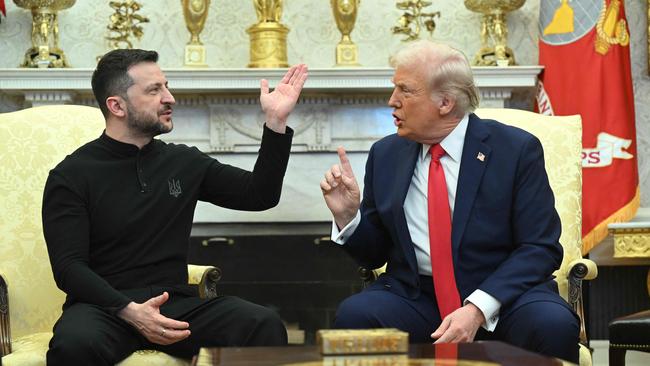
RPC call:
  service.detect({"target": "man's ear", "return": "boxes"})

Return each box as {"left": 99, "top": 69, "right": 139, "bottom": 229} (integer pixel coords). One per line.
{"left": 438, "top": 95, "right": 456, "bottom": 116}
{"left": 106, "top": 96, "right": 127, "bottom": 118}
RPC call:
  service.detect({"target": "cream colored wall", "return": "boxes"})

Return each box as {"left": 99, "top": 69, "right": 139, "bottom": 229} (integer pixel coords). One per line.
{"left": 627, "top": 0, "right": 650, "bottom": 208}
{"left": 0, "top": 0, "right": 541, "bottom": 68}
{"left": 0, "top": 0, "right": 647, "bottom": 206}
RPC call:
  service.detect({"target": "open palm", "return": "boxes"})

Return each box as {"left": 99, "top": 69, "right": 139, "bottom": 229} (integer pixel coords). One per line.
{"left": 260, "top": 64, "right": 308, "bottom": 132}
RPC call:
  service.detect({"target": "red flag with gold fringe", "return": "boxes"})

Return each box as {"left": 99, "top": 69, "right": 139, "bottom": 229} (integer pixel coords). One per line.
{"left": 537, "top": 0, "right": 639, "bottom": 254}
{"left": 0, "top": 0, "right": 6, "bottom": 22}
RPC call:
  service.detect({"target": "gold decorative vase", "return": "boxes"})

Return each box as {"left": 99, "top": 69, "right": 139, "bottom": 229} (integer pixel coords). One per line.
{"left": 182, "top": 0, "right": 210, "bottom": 67}
{"left": 14, "top": 0, "right": 75, "bottom": 68}
{"left": 331, "top": 0, "right": 360, "bottom": 67}
{"left": 246, "top": 0, "right": 289, "bottom": 68}
{"left": 464, "top": 0, "right": 525, "bottom": 66}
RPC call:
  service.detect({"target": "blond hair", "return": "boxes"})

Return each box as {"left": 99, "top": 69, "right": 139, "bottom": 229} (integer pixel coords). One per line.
{"left": 390, "top": 40, "right": 479, "bottom": 117}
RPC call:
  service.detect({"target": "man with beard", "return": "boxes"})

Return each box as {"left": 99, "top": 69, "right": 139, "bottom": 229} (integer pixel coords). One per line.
{"left": 42, "top": 49, "right": 308, "bottom": 365}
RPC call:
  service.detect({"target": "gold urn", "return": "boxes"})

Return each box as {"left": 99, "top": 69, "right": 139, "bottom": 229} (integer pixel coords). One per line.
{"left": 181, "top": 0, "right": 210, "bottom": 67}
{"left": 246, "top": 0, "right": 289, "bottom": 68}
{"left": 464, "top": 0, "right": 525, "bottom": 66}
{"left": 330, "top": 0, "right": 360, "bottom": 67}
{"left": 14, "top": 0, "right": 76, "bottom": 68}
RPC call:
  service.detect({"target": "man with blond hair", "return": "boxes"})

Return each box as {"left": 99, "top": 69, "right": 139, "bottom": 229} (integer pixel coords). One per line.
{"left": 320, "top": 40, "right": 579, "bottom": 363}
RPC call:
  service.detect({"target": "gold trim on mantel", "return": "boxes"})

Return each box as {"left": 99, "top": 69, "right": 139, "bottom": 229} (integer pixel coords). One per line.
{"left": 608, "top": 226, "right": 650, "bottom": 258}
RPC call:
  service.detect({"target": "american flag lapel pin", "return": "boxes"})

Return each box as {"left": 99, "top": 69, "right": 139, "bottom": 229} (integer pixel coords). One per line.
{"left": 477, "top": 152, "right": 485, "bottom": 162}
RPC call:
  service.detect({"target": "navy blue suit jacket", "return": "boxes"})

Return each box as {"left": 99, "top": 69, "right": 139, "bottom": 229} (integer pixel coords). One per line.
{"left": 344, "top": 113, "right": 570, "bottom": 318}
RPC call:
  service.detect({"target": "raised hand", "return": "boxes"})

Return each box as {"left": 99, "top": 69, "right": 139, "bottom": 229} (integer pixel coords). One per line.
{"left": 117, "top": 291, "right": 191, "bottom": 345}
{"left": 320, "top": 147, "right": 361, "bottom": 229}
{"left": 260, "top": 64, "right": 309, "bottom": 133}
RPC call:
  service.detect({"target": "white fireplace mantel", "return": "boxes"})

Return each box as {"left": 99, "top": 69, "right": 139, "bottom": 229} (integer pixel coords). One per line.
{"left": 0, "top": 66, "right": 542, "bottom": 223}
{"left": 0, "top": 66, "right": 541, "bottom": 106}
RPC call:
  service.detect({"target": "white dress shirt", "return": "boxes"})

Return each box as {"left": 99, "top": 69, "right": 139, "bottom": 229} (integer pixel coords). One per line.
{"left": 331, "top": 114, "right": 501, "bottom": 331}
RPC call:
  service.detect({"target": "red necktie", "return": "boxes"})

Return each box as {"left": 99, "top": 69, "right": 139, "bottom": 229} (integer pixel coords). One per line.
{"left": 428, "top": 144, "right": 461, "bottom": 319}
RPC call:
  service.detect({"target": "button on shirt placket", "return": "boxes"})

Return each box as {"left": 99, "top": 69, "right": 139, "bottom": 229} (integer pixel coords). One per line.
{"left": 136, "top": 151, "right": 147, "bottom": 193}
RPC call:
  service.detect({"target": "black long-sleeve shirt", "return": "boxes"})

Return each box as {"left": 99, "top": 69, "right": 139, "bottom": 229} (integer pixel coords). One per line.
{"left": 42, "top": 125, "right": 293, "bottom": 313}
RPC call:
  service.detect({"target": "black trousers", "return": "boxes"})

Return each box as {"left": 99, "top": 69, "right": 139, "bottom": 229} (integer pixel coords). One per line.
{"left": 46, "top": 290, "right": 287, "bottom": 366}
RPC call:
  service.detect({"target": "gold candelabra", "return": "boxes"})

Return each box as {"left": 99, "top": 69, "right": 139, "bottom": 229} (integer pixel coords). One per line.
{"left": 331, "top": 0, "right": 361, "bottom": 67}
{"left": 246, "top": 0, "right": 289, "bottom": 68}
{"left": 182, "top": 0, "right": 210, "bottom": 67}
{"left": 106, "top": 0, "right": 149, "bottom": 50}
{"left": 392, "top": 0, "right": 440, "bottom": 42}
{"left": 464, "top": 0, "right": 525, "bottom": 66}
{"left": 14, "top": 0, "right": 76, "bottom": 68}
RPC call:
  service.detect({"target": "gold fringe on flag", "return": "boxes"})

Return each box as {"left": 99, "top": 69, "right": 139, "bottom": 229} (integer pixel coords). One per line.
{"left": 581, "top": 186, "right": 640, "bottom": 255}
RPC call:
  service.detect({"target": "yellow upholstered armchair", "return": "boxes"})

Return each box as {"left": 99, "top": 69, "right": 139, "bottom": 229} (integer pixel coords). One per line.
{"left": 359, "top": 108, "right": 598, "bottom": 366}
{"left": 475, "top": 108, "right": 597, "bottom": 366}
{"left": 0, "top": 105, "right": 221, "bottom": 366}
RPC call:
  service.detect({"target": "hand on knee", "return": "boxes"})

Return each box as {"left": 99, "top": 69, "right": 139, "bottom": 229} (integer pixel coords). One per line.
{"left": 431, "top": 305, "right": 484, "bottom": 343}
{"left": 117, "top": 292, "right": 192, "bottom": 345}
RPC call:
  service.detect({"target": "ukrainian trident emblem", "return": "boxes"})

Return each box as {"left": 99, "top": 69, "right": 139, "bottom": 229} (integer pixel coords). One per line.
{"left": 168, "top": 178, "right": 182, "bottom": 198}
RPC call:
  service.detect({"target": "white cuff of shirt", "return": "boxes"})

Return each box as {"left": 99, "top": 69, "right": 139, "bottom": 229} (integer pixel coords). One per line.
{"left": 331, "top": 211, "right": 361, "bottom": 245}
{"left": 465, "top": 290, "right": 501, "bottom": 332}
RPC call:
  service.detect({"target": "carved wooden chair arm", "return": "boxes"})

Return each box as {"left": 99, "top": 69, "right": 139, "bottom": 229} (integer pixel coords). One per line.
{"left": 188, "top": 264, "right": 222, "bottom": 300}
{"left": 358, "top": 267, "right": 377, "bottom": 288}
{"left": 358, "top": 264, "right": 387, "bottom": 288}
{"left": 567, "top": 259, "right": 598, "bottom": 282}
{"left": 1, "top": 273, "right": 12, "bottom": 357}
{"left": 567, "top": 258, "right": 598, "bottom": 347}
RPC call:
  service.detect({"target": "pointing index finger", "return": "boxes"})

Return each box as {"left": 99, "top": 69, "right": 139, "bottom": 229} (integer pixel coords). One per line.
{"left": 337, "top": 146, "right": 354, "bottom": 178}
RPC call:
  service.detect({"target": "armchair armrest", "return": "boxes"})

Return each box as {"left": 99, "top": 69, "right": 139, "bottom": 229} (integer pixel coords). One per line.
{"left": 567, "top": 258, "right": 598, "bottom": 347}
{"left": 1, "top": 273, "right": 11, "bottom": 357}
{"left": 188, "top": 265, "right": 222, "bottom": 300}
{"left": 0, "top": 267, "right": 221, "bottom": 358}
{"left": 358, "top": 267, "right": 377, "bottom": 288}
{"left": 568, "top": 259, "right": 598, "bottom": 281}
{"left": 358, "top": 264, "right": 387, "bottom": 288}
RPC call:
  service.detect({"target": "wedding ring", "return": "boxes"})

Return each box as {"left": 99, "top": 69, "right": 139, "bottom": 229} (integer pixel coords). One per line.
{"left": 161, "top": 328, "right": 167, "bottom": 337}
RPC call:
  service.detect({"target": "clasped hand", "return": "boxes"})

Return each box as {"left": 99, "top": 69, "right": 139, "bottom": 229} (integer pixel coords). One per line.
{"left": 118, "top": 291, "right": 191, "bottom": 345}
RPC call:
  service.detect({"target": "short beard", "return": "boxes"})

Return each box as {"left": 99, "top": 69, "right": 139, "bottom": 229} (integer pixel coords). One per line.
{"left": 125, "top": 101, "right": 172, "bottom": 138}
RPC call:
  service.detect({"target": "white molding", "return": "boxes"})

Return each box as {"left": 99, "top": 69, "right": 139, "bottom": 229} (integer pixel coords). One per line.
{"left": 0, "top": 66, "right": 542, "bottom": 94}
{"left": 24, "top": 91, "right": 75, "bottom": 107}
{"left": 472, "top": 66, "right": 543, "bottom": 88}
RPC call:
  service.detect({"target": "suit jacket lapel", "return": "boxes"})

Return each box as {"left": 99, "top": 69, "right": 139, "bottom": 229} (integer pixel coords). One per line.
{"left": 391, "top": 138, "right": 420, "bottom": 273}
{"left": 452, "top": 114, "right": 491, "bottom": 262}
